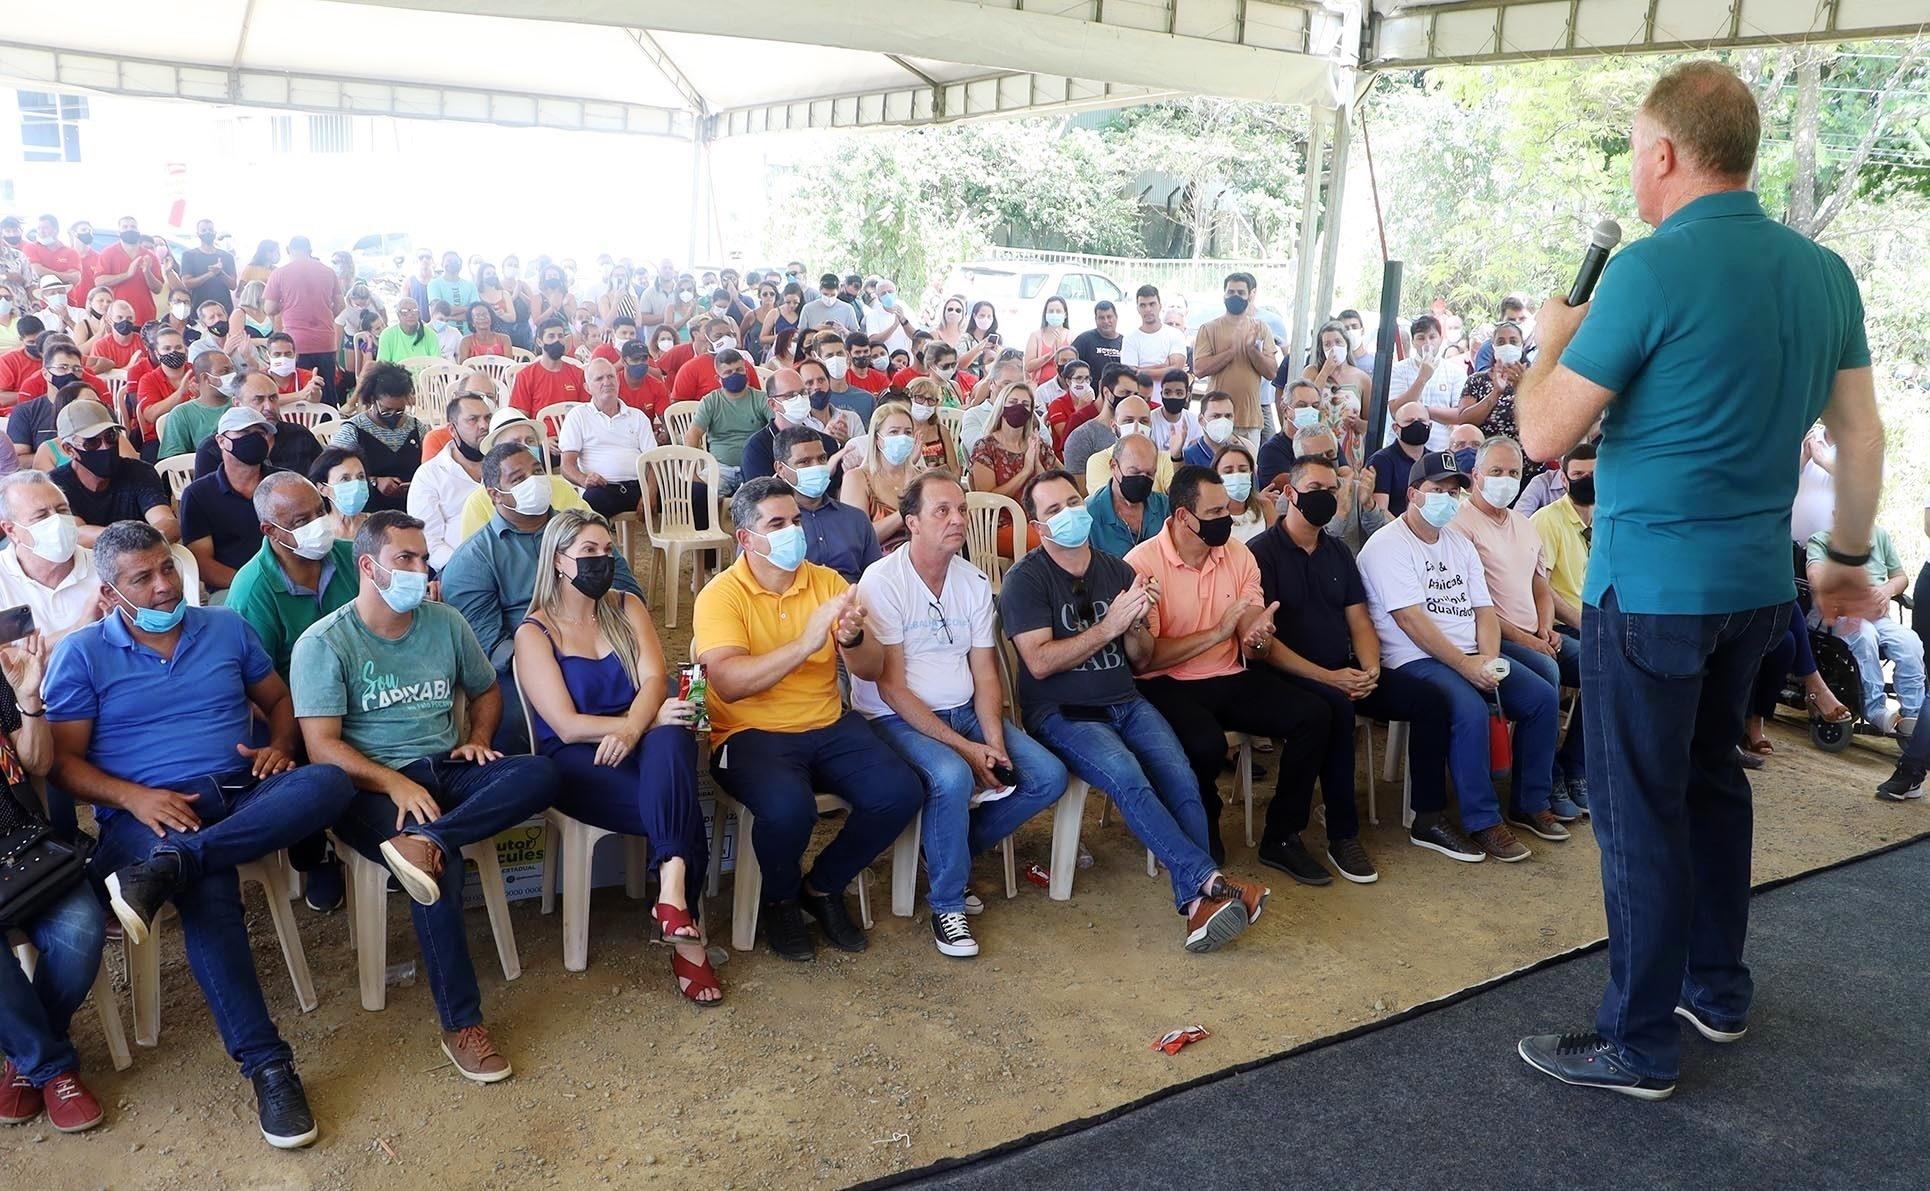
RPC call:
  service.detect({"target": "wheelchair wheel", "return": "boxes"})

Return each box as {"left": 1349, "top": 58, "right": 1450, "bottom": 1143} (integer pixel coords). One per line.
{"left": 1811, "top": 718, "right": 1852, "bottom": 752}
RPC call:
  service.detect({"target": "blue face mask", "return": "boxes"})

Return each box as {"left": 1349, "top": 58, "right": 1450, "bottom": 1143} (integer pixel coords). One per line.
{"left": 789, "top": 464, "right": 832, "bottom": 500}
{"left": 330, "top": 478, "right": 370, "bottom": 516}
{"left": 880, "top": 293, "right": 896, "bottom": 310}
{"left": 1292, "top": 406, "right": 1322, "bottom": 431}
{"left": 1042, "top": 504, "right": 1093, "bottom": 548}
{"left": 1221, "top": 473, "right": 1253, "bottom": 503}
{"left": 374, "top": 561, "right": 429, "bottom": 613}
{"left": 751, "top": 524, "right": 808, "bottom": 571}
{"left": 1419, "top": 490, "right": 1462, "bottom": 529}
{"left": 107, "top": 581, "right": 188, "bottom": 634}
{"left": 879, "top": 433, "right": 916, "bottom": 467}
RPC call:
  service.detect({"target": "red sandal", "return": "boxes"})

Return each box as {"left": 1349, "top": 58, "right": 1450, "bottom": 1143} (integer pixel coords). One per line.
{"left": 652, "top": 902, "right": 703, "bottom": 944}
{"left": 670, "top": 946, "right": 723, "bottom": 1007}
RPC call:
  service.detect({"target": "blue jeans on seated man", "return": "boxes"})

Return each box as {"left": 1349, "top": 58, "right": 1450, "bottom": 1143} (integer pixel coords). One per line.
{"left": 333, "top": 755, "right": 559, "bottom": 1033}
{"left": 0, "top": 881, "right": 107, "bottom": 1085}
{"left": 710, "top": 712, "right": 924, "bottom": 904}
{"left": 1396, "top": 655, "right": 1557, "bottom": 832}
{"left": 1025, "top": 698, "right": 1218, "bottom": 914}
{"left": 1501, "top": 633, "right": 1586, "bottom": 782}
{"left": 1832, "top": 613, "right": 1925, "bottom": 721}
{"left": 869, "top": 704, "right": 1070, "bottom": 916}
{"left": 91, "top": 763, "right": 358, "bottom": 1076}
{"left": 1584, "top": 587, "right": 1781, "bottom": 1082}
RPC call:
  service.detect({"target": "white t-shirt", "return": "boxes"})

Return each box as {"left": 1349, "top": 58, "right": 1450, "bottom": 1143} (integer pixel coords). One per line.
{"left": 1386, "top": 356, "right": 1468, "bottom": 452}
{"left": 1358, "top": 516, "right": 1491, "bottom": 671}
{"left": 558, "top": 401, "right": 656, "bottom": 481}
{"left": 1149, "top": 405, "right": 1203, "bottom": 451}
{"left": 864, "top": 299, "right": 912, "bottom": 354}
{"left": 849, "top": 548, "right": 996, "bottom": 719}
{"left": 1122, "top": 324, "right": 1188, "bottom": 371}
{"left": 1790, "top": 429, "right": 1836, "bottom": 545}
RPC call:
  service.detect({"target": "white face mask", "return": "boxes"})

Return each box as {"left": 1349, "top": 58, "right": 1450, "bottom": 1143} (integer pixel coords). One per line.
{"left": 974, "top": 314, "right": 994, "bottom": 331}
{"left": 267, "top": 356, "right": 298, "bottom": 377}
{"left": 1070, "top": 381, "right": 1092, "bottom": 397}
{"left": 823, "top": 356, "right": 848, "bottom": 380}
{"left": 1481, "top": 475, "right": 1521, "bottom": 508}
{"left": 1117, "top": 421, "right": 1149, "bottom": 438}
{"left": 502, "top": 474, "right": 553, "bottom": 516}
{"left": 934, "top": 364, "right": 956, "bottom": 380}
{"left": 25, "top": 512, "right": 78, "bottom": 565}
{"left": 711, "top": 335, "right": 737, "bottom": 354}
{"left": 277, "top": 515, "right": 336, "bottom": 561}
{"left": 779, "top": 395, "right": 812, "bottom": 423}
{"left": 1203, "top": 416, "right": 1234, "bottom": 444}
{"left": 1325, "top": 345, "right": 1347, "bottom": 364}
{"left": 909, "top": 403, "right": 936, "bottom": 423}
{"left": 170, "top": 302, "right": 191, "bottom": 320}
{"left": 1493, "top": 343, "right": 1523, "bottom": 366}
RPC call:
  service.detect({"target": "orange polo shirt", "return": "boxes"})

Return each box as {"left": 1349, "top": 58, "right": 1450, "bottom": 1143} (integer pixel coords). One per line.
{"left": 691, "top": 556, "right": 847, "bottom": 746}
{"left": 1124, "top": 526, "right": 1264, "bottom": 681}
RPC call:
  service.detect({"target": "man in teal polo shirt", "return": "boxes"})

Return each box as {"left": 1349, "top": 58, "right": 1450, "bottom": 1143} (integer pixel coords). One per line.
{"left": 1514, "top": 62, "right": 1886, "bottom": 1099}
{"left": 1086, "top": 429, "right": 1169, "bottom": 559}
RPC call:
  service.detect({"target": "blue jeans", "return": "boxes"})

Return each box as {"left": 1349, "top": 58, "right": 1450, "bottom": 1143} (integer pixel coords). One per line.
{"left": 334, "top": 755, "right": 559, "bottom": 1032}
{"left": 1833, "top": 614, "right": 1924, "bottom": 719}
{"left": 710, "top": 713, "right": 924, "bottom": 903}
{"left": 0, "top": 881, "right": 106, "bottom": 1084}
{"left": 1584, "top": 587, "right": 1782, "bottom": 1081}
{"left": 92, "top": 763, "right": 358, "bottom": 1076}
{"left": 1026, "top": 698, "right": 1218, "bottom": 913}
{"left": 1397, "top": 656, "right": 1557, "bottom": 831}
{"left": 869, "top": 705, "right": 1069, "bottom": 915}
{"left": 1501, "top": 634, "right": 1586, "bottom": 781}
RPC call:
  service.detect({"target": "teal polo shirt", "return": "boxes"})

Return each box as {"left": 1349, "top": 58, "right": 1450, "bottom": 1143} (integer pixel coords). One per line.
{"left": 1085, "top": 482, "right": 1169, "bottom": 560}
{"left": 225, "top": 537, "right": 359, "bottom": 677}
{"left": 1562, "top": 190, "right": 1869, "bottom": 614}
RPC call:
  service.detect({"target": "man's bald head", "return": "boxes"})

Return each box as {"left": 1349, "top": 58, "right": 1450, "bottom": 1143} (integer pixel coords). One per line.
{"left": 768, "top": 367, "right": 804, "bottom": 399}
{"left": 1115, "top": 428, "right": 1157, "bottom": 470}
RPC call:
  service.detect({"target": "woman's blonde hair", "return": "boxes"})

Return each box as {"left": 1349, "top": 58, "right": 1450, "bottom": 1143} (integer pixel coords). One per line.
{"left": 863, "top": 399, "right": 920, "bottom": 502}
{"left": 531, "top": 509, "right": 643, "bottom": 686}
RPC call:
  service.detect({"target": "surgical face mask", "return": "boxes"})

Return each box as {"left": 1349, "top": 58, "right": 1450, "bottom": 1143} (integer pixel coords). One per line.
{"left": 1419, "top": 490, "right": 1461, "bottom": 528}
{"left": 788, "top": 463, "right": 832, "bottom": 499}
{"left": 750, "top": 523, "right": 808, "bottom": 571}
{"left": 1325, "top": 345, "right": 1347, "bottom": 365}
{"left": 0, "top": 298, "right": 10, "bottom": 318}
{"left": 974, "top": 313, "right": 994, "bottom": 331}
{"left": 1045, "top": 310, "right": 1066, "bottom": 328}
{"left": 567, "top": 554, "right": 617, "bottom": 601}
{"left": 542, "top": 341, "right": 567, "bottom": 360}
{"left": 712, "top": 335, "right": 738, "bottom": 354}
{"left": 1221, "top": 473, "right": 1253, "bottom": 503}
{"left": 1480, "top": 475, "right": 1521, "bottom": 507}
{"left": 933, "top": 364, "right": 956, "bottom": 380}
{"left": 1041, "top": 504, "right": 1092, "bottom": 549}
{"left": 430, "top": 319, "right": 449, "bottom": 333}
{"left": 909, "top": 402, "right": 935, "bottom": 423}
{"left": 779, "top": 394, "right": 812, "bottom": 423}
{"left": 267, "top": 356, "right": 298, "bottom": 377}
{"left": 1204, "top": 416, "right": 1234, "bottom": 444}
{"left": 1493, "top": 343, "right": 1523, "bottom": 367}
{"left": 823, "top": 356, "right": 848, "bottom": 380}
{"left": 24, "top": 512, "right": 79, "bottom": 565}
{"left": 1224, "top": 296, "right": 1249, "bottom": 316}
{"left": 1117, "top": 420, "right": 1149, "bottom": 438}
{"left": 330, "top": 478, "right": 370, "bottom": 516}
{"left": 500, "top": 474, "right": 553, "bottom": 516}
{"left": 109, "top": 584, "right": 188, "bottom": 635}
{"left": 880, "top": 433, "right": 916, "bottom": 466}
{"left": 275, "top": 515, "right": 336, "bottom": 561}
{"left": 656, "top": 337, "right": 676, "bottom": 354}
{"left": 721, "top": 373, "right": 749, "bottom": 394}
{"left": 373, "top": 561, "right": 429, "bottom": 613}
{"left": 880, "top": 293, "right": 897, "bottom": 310}
{"left": 1398, "top": 420, "right": 1432, "bottom": 447}
{"left": 170, "top": 302, "right": 190, "bottom": 320}
{"left": 1292, "top": 406, "right": 1323, "bottom": 431}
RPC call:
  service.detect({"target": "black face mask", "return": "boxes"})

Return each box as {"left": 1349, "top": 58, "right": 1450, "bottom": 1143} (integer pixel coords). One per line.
{"left": 208, "top": 320, "right": 229, "bottom": 338}
{"left": 1224, "top": 296, "right": 1249, "bottom": 316}
{"left": 113, "top": 318, "right": 136, "bottom": 336}
{"left": 226, "top": 434, "right": 271, "bottom": 466}
{"left": 809, "top": 391, "right": 831, "bottom": 410}
{"left": 456, "top": 439, "right": 486, "bottom": 463}
{"left": 1117, "top": 474, "right": 1154, "bottom": 505}
{"left": 542, "top": 341, "right": 567, "bottom": 361}
{"left": 1161, "top": 396, "right": 1186, "bottom": 416}
{"left": 568, "top": 555, "right": 617, "bottom": 600}
{"left": 1293, "top": 488, "right": 1338, "bottom": 528}
{"left": 119, "top": 230, "right": 141, "bottom": 246}
{"left": 375, "top": 405, "right": 406, "bottom": 426}
{"left": 158, "top": 350, "right": 187, "bottom": 370}
{"left": 24, "top": 343, "right": 42, "bottom": 361}
{"left": 1192, "top": 512, "right": 1234, "bottom": 548}
{"left": 76, "top": 447, "right": 117, "bottom": 477}
{"left": 1398, "top": 421, "right": 1432, "bottom": 447}
{"left": 1567, "top": 474, "right": 1596, "bottom": 507}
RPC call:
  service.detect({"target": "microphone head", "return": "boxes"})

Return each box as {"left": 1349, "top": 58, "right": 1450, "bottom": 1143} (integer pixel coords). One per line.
{"left": 1590, "top": 218, "right": 1623, "bottom": 250}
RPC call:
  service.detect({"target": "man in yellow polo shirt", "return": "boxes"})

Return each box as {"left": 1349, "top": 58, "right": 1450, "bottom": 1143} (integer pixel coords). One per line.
{"left": 692, "top": 475, "right": 922, "bottom": 962}
{"left": 1123, "top": 464, "right": 1335, "bottom": 878}
{"left": 1528, "top": 444, "right": 1596, "bottom": 632}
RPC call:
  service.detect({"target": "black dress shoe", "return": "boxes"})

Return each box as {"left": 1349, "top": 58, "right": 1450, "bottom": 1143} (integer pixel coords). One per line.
{"left": 762, "top": 898, "right": 816, "bottom": 962}
{"left": 800, "top": 889, "right": 868, "bottom": 953}
{"left": 1517, "top": 1031, "right": 1675, "bottom": 1100}
{"left": 250, "top": 1061, "right": 318, "bottom": 1149}
{"left": 105, "top": 850, "right": 184, "bottom": 947}
{"left": 1256, "top": 835, "right": 1332, "bottom": 886}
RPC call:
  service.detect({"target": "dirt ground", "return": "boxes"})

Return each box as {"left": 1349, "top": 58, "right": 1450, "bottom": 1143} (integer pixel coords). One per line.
{"left": 6, "top": 706, "right": 1920, "bottom": 1189}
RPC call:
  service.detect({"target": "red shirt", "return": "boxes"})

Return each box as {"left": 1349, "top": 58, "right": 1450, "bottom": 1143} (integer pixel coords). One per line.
{"left": 262, "top": 257, "right": 341, "bottom": 354}
{"left": 135, "top": 368, "right": 193, "bottom": 428}
{"left": 125, "top": 354, "right": 155, "bottom": 391}
{"left": 0, "top": 349, "right": 32, "bottom": 394}
{"left": 845, "top": 366, "right": 891, "bottom": 395}
{"left": 1045, "top": 393, "right": 1102, "bottom": 455}
{"left": 655, "top": 342, "right": 696, "bottom": 385}
{"left": 508, "top": 361, "right": 585, "bottom": 416}
{"left": 618, "top": 369, "right": 670, "bottom": 419}
{"left": 888, "top": 366, "right": 974, "bottom": 397}
{"left": 670, "top": 354, "right": 762, "bottom": 402}
{"left": 85, "top": 333, "right": 143, "bottom": 370}
{"left": 18, "top": 368, "right": 108, "bottom": 403}
{"left": 272, "top": 367, "right": 317, "bottom": 395}
{"left": 23, "top": 242, "right": 80, "bottom": 278}
{"left": 74, "top": 249, "right": 100, "bottom": 296}
{"left": 92, "top": 243, "right": 161, "bottom": 324}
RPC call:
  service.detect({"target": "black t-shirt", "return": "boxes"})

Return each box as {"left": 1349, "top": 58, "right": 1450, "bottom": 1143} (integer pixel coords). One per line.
{"left": 1247, "top": 519, "right": 1367, "bottom": 671}
{"left": 998, "top": 547, "right": 1138, "bottom": 719}
{"left": 1366, "top": 442, "right": 1420, "bottom": 517}
{"left": 52, "top": 458, "right": 172, "bottom": 529}
{"left": 738, "top": 422, "right": 842, "bottom": 484}
{"left": 6, "top": 396, "right": 55, "bottom": 451}
{"left": 180, "top": 247, "right": 237, "bottom": 313}
{"left": 180, "top": 466, "right": 281, "bottom": 572}
{"left": 1072, "top": 330, "right": 1124, "bottom": 379}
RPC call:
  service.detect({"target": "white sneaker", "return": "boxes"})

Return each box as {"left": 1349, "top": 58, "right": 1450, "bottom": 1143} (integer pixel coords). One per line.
{"left": 962, "top": 892, "right": 985, "bottom": 916}
{"left": 1895, "top": 715, "right": 1918, "bottom": 741}
{"left": 1869, "top": 705, "right": 1898, "bottom": 735}
{"left": 932, "top": 911, "right": 979, "bottom": 957}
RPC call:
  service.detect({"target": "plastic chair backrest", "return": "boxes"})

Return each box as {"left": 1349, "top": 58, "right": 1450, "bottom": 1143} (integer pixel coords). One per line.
{"left": 662, "top": 400, "right": 701, "bottom": 447}
{"left": 639, "top": 446, "right": 720, "bottom": 539}
{"left": 414, "top": 362, "right": 461, "bottom": 424}
{"left": 171, "top": 544, "right": 202, "bottom": 607}
{"left": 280, "top": 401, "right": 340, "bottom": 430}
{"left": 399, "top": 355, "right": 443, "bottom": 377}
{"left": 156, "top": 454, "right": 197, "bottom": 503}
{"left": 508, "top": 347, "right": 535, "bottom": 364}
{"left": 465, "top": 354, "right": 520, "bottom": 394}
{"left": 964, "top": 491, "right": 1026, "bottom": 587}
{"left": 538, "top": 402, "right": 582, "bottom": 444}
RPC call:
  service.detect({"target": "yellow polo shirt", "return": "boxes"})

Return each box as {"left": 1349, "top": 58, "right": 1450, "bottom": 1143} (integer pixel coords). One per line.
{"left": 456, "top": 478, "right": 589, "bottom": 541}
{"left": 1530, "top": 496, "right": 1590, "bottom": 612}
{"left": 691, "top": 555, "right": 847, "bottom": 745}
{"left": 1084, "top": 444, "right": 1176, "bottom": 496}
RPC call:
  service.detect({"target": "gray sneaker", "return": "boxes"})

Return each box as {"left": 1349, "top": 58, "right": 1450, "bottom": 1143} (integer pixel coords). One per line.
{"left": 1565, "top": 775, "right": 1589, "bottom": 814}
{"left": 1547, "top": 788, "right": 1584, "bottom": 823}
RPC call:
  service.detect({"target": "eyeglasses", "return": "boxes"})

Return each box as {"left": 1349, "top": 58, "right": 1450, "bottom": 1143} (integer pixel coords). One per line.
{"left": 925, "top": 599, "right": 954, "bottom": 645}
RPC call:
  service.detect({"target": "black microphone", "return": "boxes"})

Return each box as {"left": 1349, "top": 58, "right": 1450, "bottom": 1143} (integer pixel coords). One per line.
{"left": 1567, "top": 218, "right": 1623, "bottom": 307}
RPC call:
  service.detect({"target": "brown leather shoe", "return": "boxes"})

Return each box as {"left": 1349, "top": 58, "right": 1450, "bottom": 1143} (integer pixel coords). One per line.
{"left": 441, "top": 1025, "right": 512, "bottom": 1084}
{"left": 1506, "top": 807, "right": 1572, "bottom": 843}
{"left": 1471, "top": 824, "right": 1531, "bottom": 862}
{"left": 380, "top": 834, "right": 445, "bottom": 906}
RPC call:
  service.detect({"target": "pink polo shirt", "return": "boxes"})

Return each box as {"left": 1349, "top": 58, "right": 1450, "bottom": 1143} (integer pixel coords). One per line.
{"left": 1452, "top": 499, "right": 1546, "bottom": 633}
{"left": 1124, "top": 527, "right": 1264, "bottom": 681}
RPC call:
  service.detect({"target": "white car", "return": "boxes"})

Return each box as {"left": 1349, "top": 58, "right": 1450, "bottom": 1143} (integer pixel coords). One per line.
{"left": 936, "top": 260, "right": 1128, "bottom": 336}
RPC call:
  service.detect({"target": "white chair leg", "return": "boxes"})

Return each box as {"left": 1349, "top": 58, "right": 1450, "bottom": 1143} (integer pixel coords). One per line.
{"left": 92, "top": 967, "right": 132, "bottom": 1072}
{"left": 729, "top": 804, "right": 761, "bottom": 952}
{"left": 890, "top": 812, "right": 921, "bottom": 918}
{"left": 855, "top": 869, "right": 874, "bottom": 929}
{"left": 561, "top": 820, "right": 609, "bottom": 974}
{"left": 1001, "top": 837, "right": 1017, "bottom": 900}
{"left": 341, "top": 847, "right": 390, "bottom": 1012}
{"left": 662, "top": 544, "right": 685, "bottom": 628}
{"left": 462, "top": 841, "right": 521, "bottom": 982}
{"left": 624, "top": 837, "right": 650, "bottom": 900}
{"left": 241, "top": 859, "right": 318, "bottom": 1014}
{"left": 539, "top": 815, "right": 561, "bottom": 916}
{"left": 1239, "top": 737, "right": 1256, "bottom": 848}
{"left": 1047, "top": 780, "right": 1089, "bottom": 901}
{"left": 1145, "top": 848, "right": 1157, "bottom": 878}
{"left": 124, "top": 928, "right": 160, "bottom": 1048}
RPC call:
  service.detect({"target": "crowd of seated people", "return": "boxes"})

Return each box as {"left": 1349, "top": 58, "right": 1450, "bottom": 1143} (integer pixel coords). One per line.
{"left": 0, "top": 225, "right": 1918, "bottom": 1149}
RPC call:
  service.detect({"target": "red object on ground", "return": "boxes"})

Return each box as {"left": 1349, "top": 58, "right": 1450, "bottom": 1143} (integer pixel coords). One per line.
{"left": 1152, "top": 1026, "right": 1212, "bottom": 1055}
{"left": 1023, "top": 863, "right": 1051, "bottom": 889}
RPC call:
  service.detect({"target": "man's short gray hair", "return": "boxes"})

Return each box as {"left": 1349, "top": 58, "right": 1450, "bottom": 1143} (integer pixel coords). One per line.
{"left": 0, "top": 469, "right": 59, "bottom": 522}
{"left": 1475, "top": 434, "right": 1523, "bottom": 471}
{"left": 93, "top": 520, "right": 168, "bottom": 586}
{"left": 1292, "top": 425, "right": 1337, "bottom": 454}
{"left": 253, "top": 470, "right": 321, "bottom": 522}
{"left": 730, "top": 476, "right": 796, "bottom": 532}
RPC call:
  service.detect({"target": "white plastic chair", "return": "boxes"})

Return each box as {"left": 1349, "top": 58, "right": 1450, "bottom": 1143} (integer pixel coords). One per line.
{"left": 636, "top": 447, "right": 733, "bottom": 629}
{"left": 465, "top": 353, "right": 520, "bottom": 392}
{"left": 536, "top": 401, "right": 582, "bottom": 446}
{"left": 170, "top": 543, "right": 202, "bottom": 607}
{"left": 964, "top": 491, "right": 1027, "bottom": 592}
{"left": 279, "top": 401, "right": 340, "bottom": 430}
{"left": 661, "top": 400, "right": 701, "bottom": 447}
{"left": 710, "top": 789, "right": 875, "bottom": 952}
{"left": 10, "top": 936, "right": 132, "bottom": 1072}
{"left": 398, "top": 355, "right": 444, "bottom": 377}
{"left": 986, "top": 629, "right": 1093, "bottom": 902}
{"left": 413, "top": 362, "right": 462, "bottom": 425}
{"left": 156, "top": 454, "right": 197, "bottom": 503}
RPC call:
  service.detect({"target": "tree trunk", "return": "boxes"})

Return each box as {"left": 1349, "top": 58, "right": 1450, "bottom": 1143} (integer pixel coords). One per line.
{"left": 1789, "top": 47, "right": 1822, "bottom": 234}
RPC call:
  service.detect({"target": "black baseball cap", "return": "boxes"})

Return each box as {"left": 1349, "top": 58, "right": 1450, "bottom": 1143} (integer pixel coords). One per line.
{"left": 1409, "top": 449, "right": 1469, "bottom": 488}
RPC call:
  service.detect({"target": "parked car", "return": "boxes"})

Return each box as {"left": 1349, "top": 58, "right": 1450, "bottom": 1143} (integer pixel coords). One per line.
{"left": 349, "top": 232, "right": 413, "bottom": 281}
{"left": 936, "top": 260, "right": 1127, "bottom": 336}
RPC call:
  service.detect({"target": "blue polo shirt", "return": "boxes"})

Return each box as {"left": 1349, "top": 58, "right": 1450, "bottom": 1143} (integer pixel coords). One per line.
{"left": 799, "top": 496, "right": 882, "bottom": 583}
{"left": 1086, "top": 482, "right": 1169, "bottom": 560}
{"left": 44, "top": 606, "right": 274, "bottom": 819}
{"left": 1561, "top": 190, "right": 1868, "bottom": 614}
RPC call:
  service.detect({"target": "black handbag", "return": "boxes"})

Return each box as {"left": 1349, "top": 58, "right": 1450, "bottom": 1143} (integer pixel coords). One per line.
{"left": 0, "top": 776, "right": 87, "bottom": 932}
